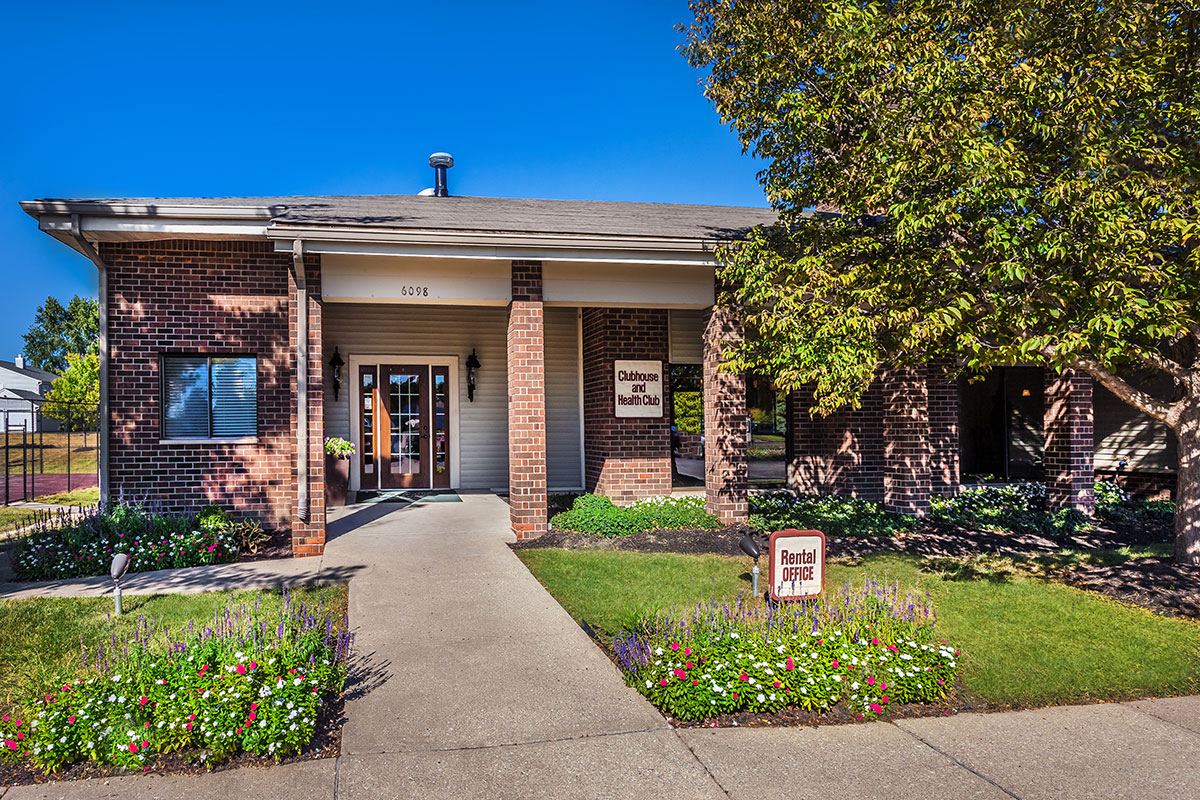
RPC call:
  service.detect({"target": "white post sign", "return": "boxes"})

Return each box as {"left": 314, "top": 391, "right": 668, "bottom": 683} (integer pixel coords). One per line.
{"left": 769, "top": 529, "right": 826, "bottom": 601}
{"left": 614, "top": 360, "right": 663, "bottom": 418}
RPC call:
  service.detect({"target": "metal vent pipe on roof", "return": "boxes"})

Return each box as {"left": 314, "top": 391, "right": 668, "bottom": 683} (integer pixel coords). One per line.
{"left": 429, "top": 152, "right": 453, "bottom": 197}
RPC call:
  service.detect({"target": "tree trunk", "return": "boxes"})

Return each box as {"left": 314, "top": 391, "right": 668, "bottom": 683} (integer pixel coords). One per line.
{"left": 1175, "top": 404, "right": 1200, "bottom": 565}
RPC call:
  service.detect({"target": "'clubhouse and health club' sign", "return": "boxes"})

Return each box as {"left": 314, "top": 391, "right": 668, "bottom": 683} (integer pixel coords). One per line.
{"left": 769, "top": 529, "right": 826, "bottom": 601}
{"left": 614, "top": 360, "right": 663, "bottom": 418}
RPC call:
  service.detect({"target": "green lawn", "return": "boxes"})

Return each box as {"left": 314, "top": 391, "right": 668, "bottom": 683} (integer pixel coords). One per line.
{"left": 515, "top": 548, "right": 1200, "bottom": 709}
{"left": 3, "top": 432, "right": 99, "bottom": 475}
{"left": 0, "top": 486, "right": 100, "bottom": 535}
{"left": 0, "top": 585, "right": 347, "bottom": 714}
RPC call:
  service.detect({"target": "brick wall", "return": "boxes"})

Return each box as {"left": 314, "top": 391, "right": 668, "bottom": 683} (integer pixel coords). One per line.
{"left": 926, "top": 361, "right": 960, "bottom": 497}
{"left": 702, "top": 306, "right": 748, "bottom": 523}
{"left": 882, "top": 367, "right": 932, "bottom": 515}
{"left": 581, "top": 308, "right": 671, "bottom": 503}
{"left": 100, "top": 239, "right": 324, "bottom": 553}
{"left": 1045, "top": 368, "right": 1096, "bottom": 513}
{"left": 291, "top": 253, "right": 325, "bottom": 556}
{"left": 507, "top": 261, "right": 549, "bottom": 538}
{"left": 787, "top": 383, "right": 885, "bottom": 501}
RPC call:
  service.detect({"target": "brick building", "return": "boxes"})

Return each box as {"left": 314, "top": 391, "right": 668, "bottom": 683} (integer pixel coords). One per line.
{"left": 20, "top": 159, "right": 1169, "bottom": 555}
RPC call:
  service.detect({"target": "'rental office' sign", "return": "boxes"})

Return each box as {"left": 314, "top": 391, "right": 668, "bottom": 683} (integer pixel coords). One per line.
{"left": 614, "top": 360, "right": 663, "bottom": 418}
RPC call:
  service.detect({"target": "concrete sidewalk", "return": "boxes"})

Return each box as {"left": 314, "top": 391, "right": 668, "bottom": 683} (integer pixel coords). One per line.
{"left": 4, "top": 495, "right": 1200, "bottom": 799}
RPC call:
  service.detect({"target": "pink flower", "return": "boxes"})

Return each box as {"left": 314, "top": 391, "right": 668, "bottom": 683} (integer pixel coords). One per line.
{"left": 881, "top": 696, "right": 889, "bottom": 704}
{"left": 692, "top": 680, "right": 698, "bottom": 686}
{"left": 659, "top": 679, "right": 669, "bottom": 686}
{"left": 773, "top": 681, "right": 781, "bottom": 688}
{"left": 866, "top": 677, "right": 876, "bottom": 687}
{"left": 185, "top": 723, "right": 193, "bottom": 731}
{"left": 145, "top": 721, "right": 151, "bottom": 730}
{"left": 881, "top": 681, "right": 888, "bottom": 691}
{"left": 139, "top": 696, "right": 149, "bottom": 706}
{"left": 684, "top": 648, "right": 691, "bottom": 657}
{"left": 738, "top": 673, "right": 749, "bottom": 681}
{"left": 785, "top": 657, "right": 794, "bottom": 671}
{"left": 236, "top": 664, "right": 247, "bottom": 675}
{"left": 250, "top": 703, "right": 258, "bottom": 711}
{"left": 832, "top": 659, "right": 840, "bottom": 669}
{"left": 249, "top": 662, "right": 257, "bottom": 670}
{"left": 869, "top": 703, "right": 882, "bottom": 714}
{"left": 871, "top": 638, "right": 879, "bottom": 646}
{"left": 669, "top": 643, "right": 680, "bottom": 652}
{"left": 4, "top": 740, "right": 16, "bottom": 751}
{"left": 129, "top": 742, "right": 139, "bottom": 753}
{"left": 67, "top": 716, "right": 76, "bottom": 723}
{"left": 248, "top": 712, "right": 257, "bottom": 722}
{"left": 673, "top": 669, "right": 687, "bottom": 679}
{"left": 142, "top": 740, "right": 149, "bottom": 749}
{"left": 732, "top": 693, "right": 739, "bottom": 700}
{"left": 937, "top": 679, "right": 945, "bottom": 685}
{"left": 685, "top": 661, "right": 694, "bottom": 669}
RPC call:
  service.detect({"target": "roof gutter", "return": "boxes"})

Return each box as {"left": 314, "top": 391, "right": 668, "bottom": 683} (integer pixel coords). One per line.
{"left": 293, "top": 239, "right": 310, "bottom": 524}
{"left": 67, "top": 214, "right": 110, "bottom": 505}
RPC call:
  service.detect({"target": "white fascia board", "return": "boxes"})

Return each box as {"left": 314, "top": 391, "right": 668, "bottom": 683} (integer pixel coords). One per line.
{"left": 20, "top": 200, "right": 274, "bottom": 219}
{"left": 36, "top": 213, "right": 271, "bottom": 241}
{"left": 267, "top": 225, "right": 721, "bottom": 266}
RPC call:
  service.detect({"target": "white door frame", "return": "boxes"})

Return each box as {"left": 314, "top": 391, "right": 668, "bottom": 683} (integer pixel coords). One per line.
{"left": 348, "top": 354, "right": 461, "bottom": 492}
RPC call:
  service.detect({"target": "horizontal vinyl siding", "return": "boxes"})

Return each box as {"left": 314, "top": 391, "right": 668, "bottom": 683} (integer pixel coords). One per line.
{"left": 669, "top": 309, "right": 705, "bottom": 364}
{"left": 323, "top": 303, "right": 583, "bottom": 490}
{"left": 324, "top": 303, "right": 509, "bottom": 489}
{"left": 545, "top": 307, "right": 583, "bottom": 489}
{"left": 1094, "top": 383, "right": 1176, "bottom": 473}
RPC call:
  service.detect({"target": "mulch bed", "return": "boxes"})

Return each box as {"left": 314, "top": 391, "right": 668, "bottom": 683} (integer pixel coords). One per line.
{"left": 511, "top": 523, "right": 758, "bottom": 557}
{"left": 237, "top": 528, "right": 293, "bottom": 563}
{"left": 0, "top": 693, "right": 344, "bottom": 787}
{"left": 669, "top": 692, "right": 988, "bottom": 730}
{"left": 1062, "top": 557, "right": 1200, "bottom": 619}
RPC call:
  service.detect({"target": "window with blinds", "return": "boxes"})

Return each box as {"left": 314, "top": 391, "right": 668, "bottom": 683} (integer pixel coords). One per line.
{"left": 161, "top": 355, "right": 257, "bottom": 439}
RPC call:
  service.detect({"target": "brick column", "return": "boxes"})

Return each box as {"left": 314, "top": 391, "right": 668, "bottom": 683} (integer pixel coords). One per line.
{"left": 1044, "top": 368, "right": 1095, "bottom": 513}
{"left": 703, "top": 306, "right": 748, "bottom": 524}
{"left": 882, "top": 367, "right": 932, "bottom": 516}
{"left": 508, "top": 261, "right": 549, "bottom": 539}
{"left": 581, "top": 308, "right": 671, "bottom": 503}
{"left": 926, "top": 362, "right": 960, "bottom": 497}
{"left": 291, "top": 254, "right": 326, "bottom": 557}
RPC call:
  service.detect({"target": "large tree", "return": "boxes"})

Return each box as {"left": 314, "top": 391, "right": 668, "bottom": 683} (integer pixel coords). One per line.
{"left": 21, "top": 295, "right": 99, "bottom": 373}
{"left": 681, "top": 1, "right": 1200, "bottom": 560}
{"left": 43, "top": 352, "right": 100, "bottom": 432}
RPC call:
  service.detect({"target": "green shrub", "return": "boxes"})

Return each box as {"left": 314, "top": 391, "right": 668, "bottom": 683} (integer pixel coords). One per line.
{"left": 550, "top": 494, "right": 721, "bottom": 536}
{"left": 750, "top": 492, "right": 916, "bottom": 537}
{"left": 672, "top": 391, "right": 703, "bottom": 435}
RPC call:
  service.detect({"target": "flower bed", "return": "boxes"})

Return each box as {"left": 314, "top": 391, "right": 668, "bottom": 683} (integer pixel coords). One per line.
{"left": 550, "top": 494, "right": 720, "bottom": 536}
{"left": 0, "top": 588, "right": 350, "bottom": 774}
{"left": 612, "top": 579, "right": 959, "bottom": 721}
{"left": 11, "top": 503, "right": 243, "bottom": 581}
{"left": 750, "top": 491, "right": 917, "bottom": 537}
{"left": 930, "top": 479, "right": 1169, "bottom": 534}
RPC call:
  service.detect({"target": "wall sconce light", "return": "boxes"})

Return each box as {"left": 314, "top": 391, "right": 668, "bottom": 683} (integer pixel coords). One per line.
{"left": 1021, "top": 388, "right": 1031, "bottom": 397}
{"left": 466, "top": 349, "right": 481, "bottom": 402}
{"left": 329, "top": 347, "right": 345, "bottom": 402}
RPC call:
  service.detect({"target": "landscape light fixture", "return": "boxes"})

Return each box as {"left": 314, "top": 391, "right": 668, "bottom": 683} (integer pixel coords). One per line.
{"left": 739, "top": 534, "right": 761, "bottom": 597}
{"left": 329, "top": 347, "right": 345, "bottom": 402}
{"left": 466, "top": 349, "right": 481, "bottom": 402}
{"left": 110, "top": 553, "right": 130, "bottom": 615}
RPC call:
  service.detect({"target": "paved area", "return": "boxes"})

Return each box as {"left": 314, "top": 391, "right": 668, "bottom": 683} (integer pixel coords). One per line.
{"left": 3, "top": 494, "right": 1200, "bottom": 798}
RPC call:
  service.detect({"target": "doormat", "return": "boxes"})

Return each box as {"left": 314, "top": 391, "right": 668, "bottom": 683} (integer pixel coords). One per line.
{"left": 356, "top": 490, "right": 461, "bottom": 504}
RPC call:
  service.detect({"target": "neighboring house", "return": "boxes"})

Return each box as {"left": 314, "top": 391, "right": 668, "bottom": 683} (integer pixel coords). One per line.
{"left": 0, "top": 356, "right": 60, "bottom": 433}
{"left": 19, "top": 154, "right": 1173, "bottom": 557}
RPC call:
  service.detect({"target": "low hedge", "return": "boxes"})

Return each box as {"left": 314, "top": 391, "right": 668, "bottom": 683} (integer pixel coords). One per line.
{"left": 750, "top": 492, "right": 917, "bottom": 537}
{"left": 550, "top": 494, "right": 721, "bottom": 536}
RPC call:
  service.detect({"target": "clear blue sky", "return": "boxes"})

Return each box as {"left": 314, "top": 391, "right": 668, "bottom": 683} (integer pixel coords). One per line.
{"left": 0, "top": 1, "right": 766, "bottom": 362}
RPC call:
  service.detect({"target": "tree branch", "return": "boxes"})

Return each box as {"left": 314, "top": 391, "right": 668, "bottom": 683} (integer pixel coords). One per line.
{"left": 1130, "top": 348, "right": 1190, "bottom": 379}
{"left": 1066, "top": 353, "right": 1183, "bottom": 427}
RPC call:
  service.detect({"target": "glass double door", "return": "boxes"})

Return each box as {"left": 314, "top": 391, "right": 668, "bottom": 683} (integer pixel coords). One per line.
{"left": 359, "top": 364, "right": 451, "bottom": 490}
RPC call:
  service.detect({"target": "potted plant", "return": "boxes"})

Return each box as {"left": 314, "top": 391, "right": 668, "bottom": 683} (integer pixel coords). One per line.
{"left": 324, "top": 437, "right": 355, "bottom": 507}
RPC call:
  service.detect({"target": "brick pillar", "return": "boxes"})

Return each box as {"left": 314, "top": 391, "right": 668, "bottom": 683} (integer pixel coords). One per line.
{"left": 703, "top": 306, "right": 748, "bottom": 524}
{"left": 926, "top": 362, "right": 960, "bottom": 497}
{"left": 1044, "top": 368, "right": 1095, "bottom": 513}
{"left": 508, "top": 261, "right": 549, "bottom": 538}
{"left": 882, "top": 367, "right": 932, "bottom": 516}
{"left": 787, "top": 384, "right": 885, "bottom": 501}
{"left": 291, "top": 254, "right": 326, "bottom": 557}
{"left": 581, "top": 308, "right": 671, "bottom": 503}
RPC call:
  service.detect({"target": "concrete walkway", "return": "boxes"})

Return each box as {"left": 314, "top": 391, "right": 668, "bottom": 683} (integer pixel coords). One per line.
{"left": 4, "top": 494, "right": 1200, "bottom": 798}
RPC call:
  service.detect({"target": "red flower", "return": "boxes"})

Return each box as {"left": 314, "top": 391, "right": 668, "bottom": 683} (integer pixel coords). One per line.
{"left": 738, "top": 673, "right": 749, "bottom": 681}
{"left": 139, "top": 696, "right": 149, "bottom": 706}
{"left": 67, "top": 716, "right": 76, "bottom": 723}
{"left": 236, "top": 664, "right": 247, "bottom": 675}
{"left": 129, "top": 742, "right": 139, "bottom": 753}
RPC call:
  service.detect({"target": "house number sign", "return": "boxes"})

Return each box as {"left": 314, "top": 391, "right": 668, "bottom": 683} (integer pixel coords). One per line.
{"left": 400, "top": 285, "right": 430, "bottom": 297}
{"left": 614, "top": 360, "right": 663, "bottom": 418}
